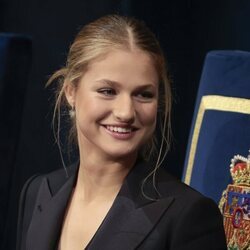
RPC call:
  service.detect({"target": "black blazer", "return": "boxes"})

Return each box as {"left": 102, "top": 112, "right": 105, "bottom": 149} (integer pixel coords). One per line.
{"left": 16, "top": 161, "right": 227, "bottom": 250}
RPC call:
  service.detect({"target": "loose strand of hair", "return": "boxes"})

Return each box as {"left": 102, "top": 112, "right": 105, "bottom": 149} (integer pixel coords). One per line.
{"left": 141, "top": 111, "right": 169, "bottom": 201}
{"left": 141, "top": 74, "right": 172, "bottom": 201}
{"left": 48, "top": 70, "right": 69, "bottom": 178}
{"left": 55, "top": 103, "right": 69, "bottom": 178}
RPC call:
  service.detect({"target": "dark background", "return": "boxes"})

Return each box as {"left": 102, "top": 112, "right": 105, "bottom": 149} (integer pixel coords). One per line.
{"left": 1, "top": 0, "right": 250, "bottom": 249}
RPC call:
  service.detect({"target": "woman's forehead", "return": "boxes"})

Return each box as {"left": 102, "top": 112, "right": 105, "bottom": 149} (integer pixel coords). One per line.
{"left": 79, "top": 49, "right": 159, "bottom": 87}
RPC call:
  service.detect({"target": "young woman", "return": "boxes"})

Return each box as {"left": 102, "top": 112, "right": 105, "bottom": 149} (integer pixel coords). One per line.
{"left": 17, "top": 15, "right": 227, "bottom": 250}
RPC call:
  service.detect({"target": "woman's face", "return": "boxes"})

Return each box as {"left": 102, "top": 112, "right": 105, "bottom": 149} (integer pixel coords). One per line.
{"left": 65, "top": 49, "right": 159, "bottom": 161}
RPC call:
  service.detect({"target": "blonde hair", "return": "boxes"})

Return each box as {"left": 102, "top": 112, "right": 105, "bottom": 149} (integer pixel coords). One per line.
{"left": 47, "top": 14, "right": 172, "bottom": 196}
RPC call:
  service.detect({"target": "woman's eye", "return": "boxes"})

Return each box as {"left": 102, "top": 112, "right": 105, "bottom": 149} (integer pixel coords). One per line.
{"left": 97, "top": 88, "right": 116, "bottom": 96}
{"left": 137, "top": 91, "right": 154, "bottom": 99}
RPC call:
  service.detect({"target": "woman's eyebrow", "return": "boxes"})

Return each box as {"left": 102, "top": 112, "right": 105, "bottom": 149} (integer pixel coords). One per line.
{"left": 95, "top": 79, "right": 157, "bottom": 89}
{"left": 95, "top": 79, "right": 119, "bottom": 86}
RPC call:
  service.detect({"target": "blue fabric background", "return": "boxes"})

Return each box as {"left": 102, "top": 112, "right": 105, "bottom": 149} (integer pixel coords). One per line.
{"left": 183, "top": 50, "right": 250, "bottom": 203}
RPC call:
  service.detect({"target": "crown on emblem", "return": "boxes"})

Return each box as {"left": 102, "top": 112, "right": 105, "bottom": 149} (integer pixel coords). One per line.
{"left": 230, "top": 149, "right": 250, "bottom": 185}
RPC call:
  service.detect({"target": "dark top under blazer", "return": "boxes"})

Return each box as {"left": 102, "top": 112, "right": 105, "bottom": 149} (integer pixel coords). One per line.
{"left": 16, "top": 161, "right": 227, "bottom": 250}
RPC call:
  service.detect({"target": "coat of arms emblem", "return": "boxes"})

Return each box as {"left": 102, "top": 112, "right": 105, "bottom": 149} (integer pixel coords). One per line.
{"left": 219, "top": 150, "right": 250, "bottom": 250}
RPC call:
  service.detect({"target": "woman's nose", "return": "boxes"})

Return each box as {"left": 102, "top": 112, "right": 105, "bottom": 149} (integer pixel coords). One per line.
{"left": 113, "top": 95, "right": 135, "bottom": 123}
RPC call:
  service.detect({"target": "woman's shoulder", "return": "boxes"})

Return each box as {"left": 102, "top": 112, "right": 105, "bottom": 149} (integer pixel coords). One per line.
{"left": 16, "top": 164, "right": 78, "bottom": 249}
{"left": 17, "top": 167, "right": 64, "bottom": 224}
{"left": 156, "top": 167, "right": 214, "bottom": 203}
{"left": 16, "top": 174, "right": 44, "bottom": 249}
{"left": 22, "top": 162, "right": 78, "bottom": 199}
{"left": 18, "top": 174, "right": 44, "bottom": 212}
{"left": 135, "top": 160, "right": 212, "bottom": 203}
{"left": 156, "top": 167, "right": 225, "bottom": 236}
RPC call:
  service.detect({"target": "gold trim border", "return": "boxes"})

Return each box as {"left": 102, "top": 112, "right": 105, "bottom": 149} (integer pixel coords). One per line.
{"left": 184, "top": 95, "right": 250, "bottom": 185}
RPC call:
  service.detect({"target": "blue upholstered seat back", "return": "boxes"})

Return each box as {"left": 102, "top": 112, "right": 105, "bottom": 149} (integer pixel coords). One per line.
{"left": 182, "top": 50, "right": 250, "bottom": 203}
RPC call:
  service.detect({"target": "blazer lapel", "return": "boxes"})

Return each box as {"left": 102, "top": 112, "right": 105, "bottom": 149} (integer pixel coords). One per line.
{"left": 88, "top": 162, "right": 174, "bottom": 250}
{"left": 26, "top": 170, "right": 77, "bottom": 250}
{"left": 26, "top": 161, "right": 174, "bottom": 250}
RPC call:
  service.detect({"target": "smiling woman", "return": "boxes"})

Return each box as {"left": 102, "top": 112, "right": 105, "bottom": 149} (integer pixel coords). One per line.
{"left": 65, "top": 49, "right": 158, "bottom": 162}
{"left": 16, "top": 15, "right": 227, "bottom": 250}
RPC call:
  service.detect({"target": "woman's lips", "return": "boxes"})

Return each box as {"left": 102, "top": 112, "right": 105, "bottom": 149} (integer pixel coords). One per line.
{"left": 103, "top": 125, "right": 138, "bottom": 140}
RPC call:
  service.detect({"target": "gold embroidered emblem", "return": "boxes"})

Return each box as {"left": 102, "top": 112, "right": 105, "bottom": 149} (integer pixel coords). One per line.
{"left": 219, "top": 150, "right": 250, "bottom": 250}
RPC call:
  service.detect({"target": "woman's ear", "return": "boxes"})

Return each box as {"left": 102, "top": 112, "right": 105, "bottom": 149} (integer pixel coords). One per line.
{"left": 64, "top": 82, "right": 76, "bottom": 107}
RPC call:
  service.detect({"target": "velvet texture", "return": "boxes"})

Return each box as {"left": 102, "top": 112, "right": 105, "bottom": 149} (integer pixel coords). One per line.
{"left": 182, "top": 50, "right": 250, "bottom": 203}
{"left": 0, "top": 33, "right": 32, "bottom": 249}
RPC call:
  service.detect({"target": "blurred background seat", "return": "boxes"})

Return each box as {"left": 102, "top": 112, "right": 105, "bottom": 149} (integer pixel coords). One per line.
{"left": 182, "top": 50, "right": 250, "bottom": 204}
{"left": 0, "top": 33, "right": 32, "bottom": 249}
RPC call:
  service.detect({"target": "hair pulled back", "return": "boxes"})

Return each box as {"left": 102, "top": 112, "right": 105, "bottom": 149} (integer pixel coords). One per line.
{"left": 47, "top": 15, "right": 172, "bottom": 185}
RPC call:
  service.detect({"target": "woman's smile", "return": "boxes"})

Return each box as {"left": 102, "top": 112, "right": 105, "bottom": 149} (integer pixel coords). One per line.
{"left": 102, "top": 124, "right": 139, "bottom": 140}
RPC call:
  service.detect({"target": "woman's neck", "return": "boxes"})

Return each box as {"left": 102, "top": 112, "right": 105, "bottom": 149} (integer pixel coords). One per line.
{"left": 74, "top": 154, "right": 137, "bottom": 203}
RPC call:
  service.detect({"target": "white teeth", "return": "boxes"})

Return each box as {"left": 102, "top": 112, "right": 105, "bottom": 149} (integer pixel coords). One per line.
{"left": 106, "top": 126, "right": 132, "bottom": 133}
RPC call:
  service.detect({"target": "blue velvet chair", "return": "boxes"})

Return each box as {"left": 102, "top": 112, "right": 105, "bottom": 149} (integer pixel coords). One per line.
{"left": 0, "top": 33, "right": 32, "bottom": 249}
{"left": 182, "top": 50, "right": 250, "bottom": 204}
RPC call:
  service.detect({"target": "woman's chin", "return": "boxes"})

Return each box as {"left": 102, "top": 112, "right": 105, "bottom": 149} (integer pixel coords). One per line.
{"left": 103, "top": 148, "right": 138, "bottom": 161}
